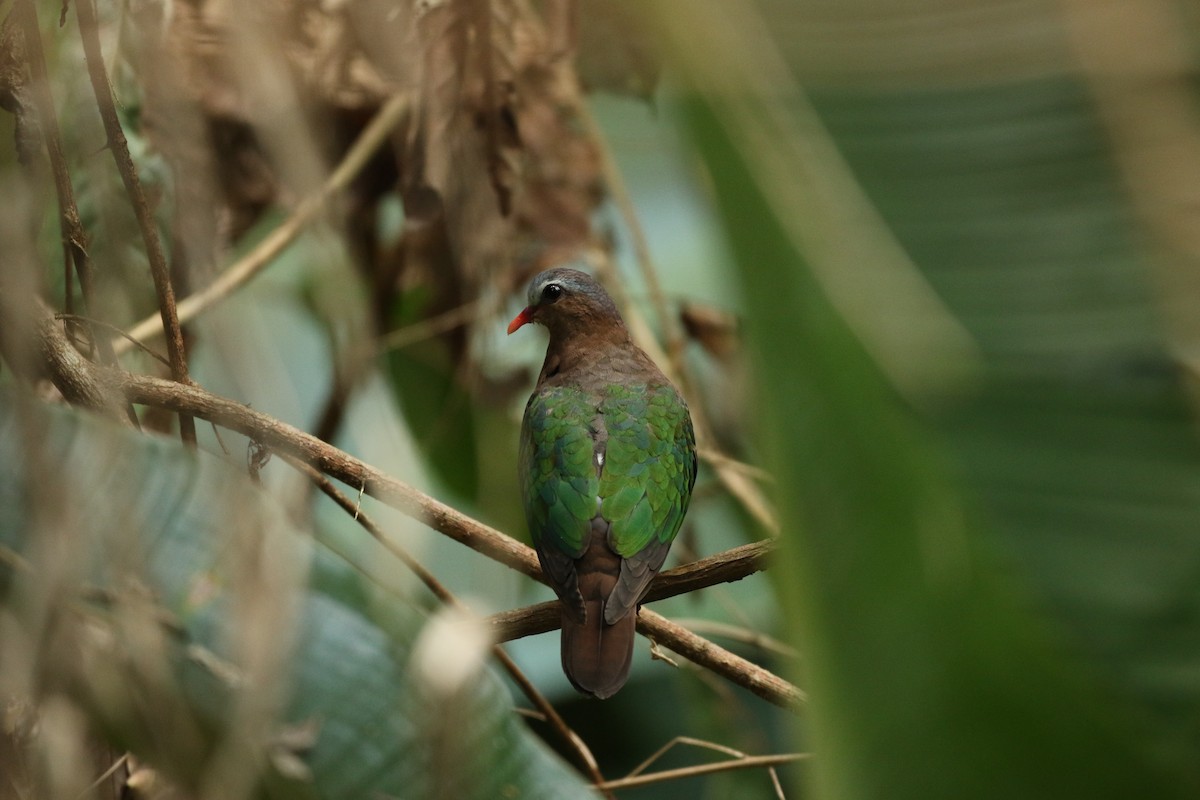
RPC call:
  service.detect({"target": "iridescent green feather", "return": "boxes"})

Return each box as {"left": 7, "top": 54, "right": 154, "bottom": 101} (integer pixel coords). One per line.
{"left": 599, "top": 384, "right": 696, "bottom": 558}
{"left": 519, "top": 386, "right": 599, "bottom": 557}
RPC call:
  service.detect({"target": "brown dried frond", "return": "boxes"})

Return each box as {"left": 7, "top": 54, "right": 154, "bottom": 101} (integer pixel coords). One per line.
{"left": 109, "top": 0, "right": 609, "bottom": 382}
{"left": 394, "top": 0, "right": 604, "bottom": 352}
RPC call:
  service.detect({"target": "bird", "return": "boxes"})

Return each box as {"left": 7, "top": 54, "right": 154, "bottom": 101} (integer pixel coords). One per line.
{"left": 508, "top": 267, "right": 697, "bottom": 698}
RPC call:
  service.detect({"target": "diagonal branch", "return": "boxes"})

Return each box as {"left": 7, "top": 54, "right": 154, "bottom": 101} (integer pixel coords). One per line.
{"left": 122, "top": 370, "right": 541, "bottom": 576}
{"left": 119, "top": 373, "right": 798, "bottom": 708}
{"left": 116, "top": 371, "right": 801, "bottom": 709}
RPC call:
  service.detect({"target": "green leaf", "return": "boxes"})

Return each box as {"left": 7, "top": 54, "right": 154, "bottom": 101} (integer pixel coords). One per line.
{"left": 0, "top": 394, "right": 593, "bottom": 799}
{"left": 683, "top": 75, "right": 1200, "bottom": 800}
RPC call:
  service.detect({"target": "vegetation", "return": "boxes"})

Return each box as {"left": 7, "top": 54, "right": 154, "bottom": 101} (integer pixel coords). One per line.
{"left": 2, "top": 1, "right": 1200, "bottom": 799}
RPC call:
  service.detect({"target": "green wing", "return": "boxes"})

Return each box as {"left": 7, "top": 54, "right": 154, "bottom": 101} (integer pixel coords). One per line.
{"left": 599, "top": 384, "right": 696, "bottom": 556}
{"left": 599, "top": 383, "right": 697, "bottom": 622}
{"left": 520, "top": 381, "right": 696, "bottom": 624}
{"left": 519, "top": 385, "right": 600, "bottom": 612}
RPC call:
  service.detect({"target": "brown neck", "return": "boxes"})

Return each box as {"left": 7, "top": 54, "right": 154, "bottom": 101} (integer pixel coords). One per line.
{"left": 538, "top": 317, "right": 633, "bottom": 383}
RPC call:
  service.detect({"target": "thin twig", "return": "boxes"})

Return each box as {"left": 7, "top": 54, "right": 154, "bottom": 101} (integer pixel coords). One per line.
{"left": 0, "top": 545, "right": 32, "bottom": 573}
{"left": 490, "top": 648, "right": 612, "bottom": 797}
{"left": 377, "top": 299, "right": 483, "bottom": 354}
{"left": 769, "top": 764, "right": 787, "bottom": 800}
{"left": 695, "top": 446, "right": 774, "bottom": 484}
{"left": 627, "top": 736, "right": 756, "bottom": 777}
{"left": 309, "top": 297, "right": 485, "bottom": 446}
{"left": 669, "top": 618, "right": 798, "bottom": 659}
{"left": 285, "top": 457, "right": 609, "bottom": 793}
{"left": 117, "top": 93, "right": 412, "bottom": 351}
{"left": 75, "top": 753, "right": 129, "bottom": 800}
{"left": 595, "top": 751, "right": 807, "bottom": 792}
{"left": 648, "top": 638, "right": 679, "bottom": 668}
{"left": 638, "top": 609, "right": 805, "bottom": 709}
{"left": 75, "top": 0, "right": 196, "bottom": 446}
{"left": 56, "top": 314, "right": 169, "bottom": 367}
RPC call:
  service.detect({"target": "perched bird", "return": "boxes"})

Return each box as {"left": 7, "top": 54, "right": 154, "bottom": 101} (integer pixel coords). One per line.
{"left": 508, "top": 268, "right": 696, "bottom": 698}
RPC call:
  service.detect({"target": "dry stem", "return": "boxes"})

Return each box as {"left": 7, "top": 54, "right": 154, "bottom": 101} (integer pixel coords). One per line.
{"left": 14, "top": 0, "right": 130, "bottom": 416}
{"left": 617, "top": 735, "right": 801, "bottom": 797}
{"left": 75, "top": 0, "right": 196, "bottom": 445}
{"left": 596, "top": 751, "right": 806, "bottom": 792}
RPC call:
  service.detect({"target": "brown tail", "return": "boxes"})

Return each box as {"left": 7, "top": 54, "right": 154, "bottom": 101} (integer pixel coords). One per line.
{"left": 561, "top": 599, "right": 636, "bottom": 699}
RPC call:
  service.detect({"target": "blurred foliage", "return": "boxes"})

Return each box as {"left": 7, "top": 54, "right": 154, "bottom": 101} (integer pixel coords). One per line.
{"left": 672, "top": 1, "right": 1200, "bottom": 798}
{"left": 0, "top": 397, "right": 595, "bottom": 799}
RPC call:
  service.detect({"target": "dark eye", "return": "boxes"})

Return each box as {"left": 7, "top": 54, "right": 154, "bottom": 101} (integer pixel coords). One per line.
{"left": 542, "top": 283, "right": 563, "bottom": 303}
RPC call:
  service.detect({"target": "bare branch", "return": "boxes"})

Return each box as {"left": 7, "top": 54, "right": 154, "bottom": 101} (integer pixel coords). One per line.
{"left": 77, "top": 753, "right": 129, "bottom": 800}
{"left": 696, "top": 446, "right": 774, "bottom": 484}
{"left": 377, "top": 299, "right": 482, "bottom": 354}
{"left": 75, "top": 0, "right": 195, "bottom": 445}
{"left": 579, "top": 101, "right": 676, "bottom": 354}
{"left": 56, "top": 315, "right": 169, "bottom": 368}
{"left": 120, "top": 374, "right": 801, "bottom": 708}
{"left": 622, "top": 735, "right": 798, "bottom": 796}
{"left": 668, "top": 618, "right": 798, "bottom": 659}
